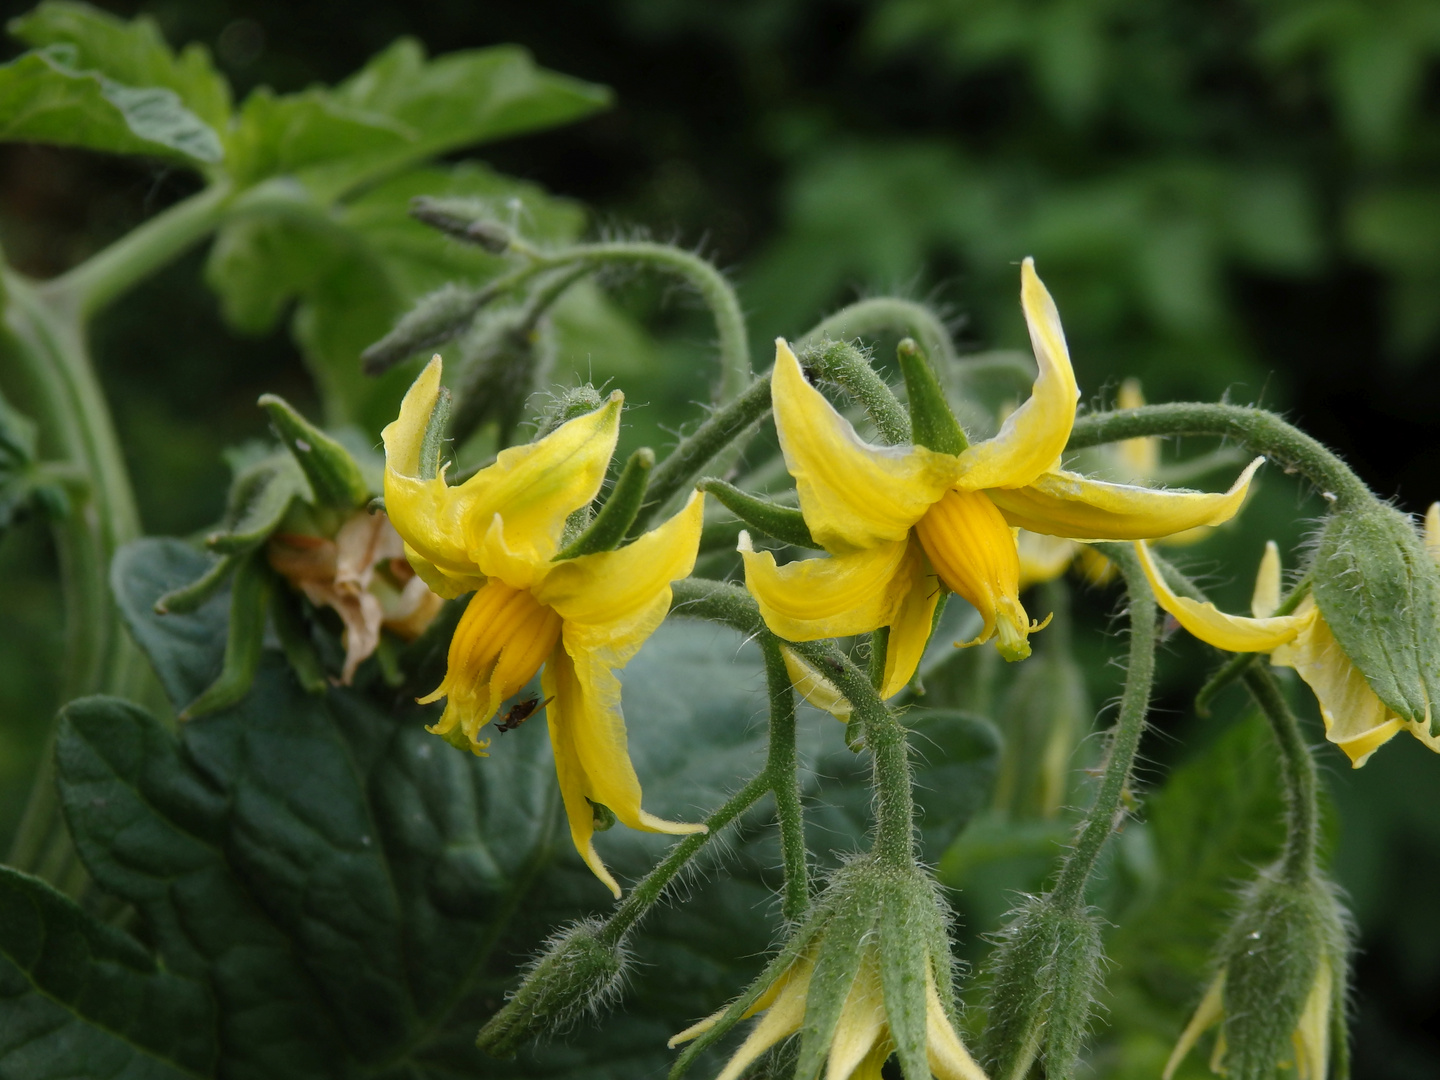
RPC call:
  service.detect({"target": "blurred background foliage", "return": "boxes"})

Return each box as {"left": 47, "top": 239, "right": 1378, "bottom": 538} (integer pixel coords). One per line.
{"left": 2, "top": 0, "right": 1440, "bottom": 1076}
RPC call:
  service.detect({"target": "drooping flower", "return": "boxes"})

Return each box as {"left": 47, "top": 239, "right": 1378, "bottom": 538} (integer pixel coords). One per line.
{"left": 267, "top": 510, "right": 443, "bottom": 683}
{"left": 670, "top": 858, "right": 987, "bottom": 1080}
{"left": 742, "top": 259, "right": 1263, "bottom": 695}
{"left": 382, "top": 357, "right": 707, "bottom": 896}
{"left": 1134, "top": 535, "right": 1440, "bottom": 766}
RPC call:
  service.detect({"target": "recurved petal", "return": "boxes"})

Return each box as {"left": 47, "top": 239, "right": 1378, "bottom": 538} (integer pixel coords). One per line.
{"left": 560, "top": 632, "right": 706, "bottom": 839}
{"left": 713, "top": 956, "right": 814, "bottom": 1080}
{"left": 535, "top": 492, "right": 704, "bottom": 647}
{"left": 1426, "top": 503, "right": 1440, "bottom": 566}
{"left": 382, "top": 353, "right": 443, "bottom": 479}
{"left": 881, "top": 551, "right": 942, "bottom": 699}
{"left": 782, "top": 647, "right": 852, "bottom": 724}
{"left": 1135, "top": 541, "right": 1314, "bottom": 653}
{"left": 988, "top": 458, "right": 1264, "bottom": 541}
{"left": 771, "top": 339, "right": 956, "bottom": 552}
{"left": 740, "top": 533, "right": 915, "bottom": 642}
{"left": 457, "top": 392, "right": 624, "bottom": 572}
{"left": 924, "top": 970, "right": 989, "bottom": 1080}
{"left": 953, "top": 258, "right": 1080, "bottom": 491}
{"left": 826, "top": 952, "right": 888, "bottom": 1080}
{"left": 1163, "top": 970, "right": 1226, "bottom": 1080}
{"left": 1272, "top": 602, "right": 1406, "bottom": 768}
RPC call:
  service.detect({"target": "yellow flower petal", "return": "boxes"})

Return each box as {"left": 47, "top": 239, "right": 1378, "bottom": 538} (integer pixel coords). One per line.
{"left": 557, "top": 629, "right": 706, "bottom": 844}
{"left": 535, "top": 492, "right": 704, "bottom": 644}
{"left": 881, "top": 553, "right": 942, "bottom": 698}
{"left": 1115, "top": 377, "right": 1160, "bottom": 481}
{"left": 914, "top": 488, "right": 1036, "bottom": 661}
{"left": 713, "top": 954, "right": 814, "bottom": 1080}
{"left": 1134, "top": 542, "right": 1314, "bottom": 653}
{"left": 1251, "top": 540, "right": 1282, "bottom": 619}
{"left": 827, "top": 951, "right": 887, "bottom": 1080}
{"left": 782, "top": 646, "right": 852, "bottom": 724}
{"left": 771, "top": 339, "right": 956, "bottom": 553}
{"left": 669, "top": 950, "right": 814, "bottom": 1049}
{"left": 384, "top": 359, "right": 623, "bottom": 590}
{"left": 925, "top": 969, "right": 989, "bottom": 1080}
{"left": 1163, "top": 969, "right": 1226, "bottom": 1080}
{"left": 1271, "top": 601, "right": 1406, "bottom": 768}
{"left": 740, "top": 532, "right": 916, "bottom": 642}
{"left": 1016, "top": 530, "right": 1079, "bottom": 591}
{"left": 1426, "top": 503, "right": 1440, "bottom": 566}
{"left": 953, "top": 258, "right": 1080, "bottom": 491}
{"left": 987, "top": 457, "right": 1264, "bottom": 541}
{"left": 421, "top": 580, "right": 561, "bottom": 748}
{"left": 1291, "top": 959, "right": 1332, "bottom": 1080}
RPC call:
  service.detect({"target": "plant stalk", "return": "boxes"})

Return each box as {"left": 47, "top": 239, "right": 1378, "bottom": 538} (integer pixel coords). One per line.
{"left": 1242, "top": 666, "right": 1320, "bottom": 883}
{"left": 761, "top": 637, "right": 809, "bottom": 920}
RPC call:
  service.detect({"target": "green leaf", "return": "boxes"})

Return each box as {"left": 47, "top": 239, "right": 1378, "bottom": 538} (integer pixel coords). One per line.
{"left": 0, "top": 864, "right": 213, "bottom": 1079}
{"left": 223, "top": 87, "right": 411, "bottom": 188}
{"left": 10, "top": 0, "right": 232, "bottom": 130}
{"left": 111, "top": 537, "right": 229, "bottom": 712}
{"left": 303, "top": 38, "right": 611, "bottom": 201}
{"left": 0, "top": 48, "right": 222, "bottom": 164}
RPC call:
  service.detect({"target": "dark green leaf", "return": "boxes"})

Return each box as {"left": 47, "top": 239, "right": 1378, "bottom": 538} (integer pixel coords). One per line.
{"left": 10, "top": 0, "right": 231, "bottom": 130}
{"left": 0, "top": 864, "right": 213, "bottom": 1079}
{"left": 0, "top": 48, "right": 222, "bottom": 164}
{"left": 112, "top": 537, "right": 229, "bottom": 713}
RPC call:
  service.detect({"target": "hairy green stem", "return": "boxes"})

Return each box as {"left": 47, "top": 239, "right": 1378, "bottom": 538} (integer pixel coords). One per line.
{"left": 1242, "top": 667, "right": 1320, "bottom": 883}
{"left": 761, "top": 638, "right": 809, "bottom": 920}
{"left": 798, "top": 339, "right": 910, "bottom": 444}
{"left": 599, "top": 771, "right": 771, "bottom": 947}
{"left": 1067, "top": 403, "right": 1370, "bottom": 508}
{"left": 670, "top": 579, "right": 916, "bottom": 870}
{"left": 633, "top": 373, "right": 773, "bottom": 534}
{"left": 39, "top": 182, "right": 233, "bottom": 321}
{"left": 1052, "top": 544, "right": 1157, "bottom": 908}
{"left": 798, "top": 296, "right": 957, "bottom": 370}
{"left": 533, "top": 241, "right": 750, "bottom": 403}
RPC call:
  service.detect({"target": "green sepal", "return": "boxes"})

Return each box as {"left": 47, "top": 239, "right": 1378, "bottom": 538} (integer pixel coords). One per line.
{"left": 981, "top": 897, "right": 1104, "bottom": 1080}
{"left": 1311, "top": 502, "right": 1440, "bottom": 731}
{"left": 588, "top": 799, "right": 618, "bottom": 832}
{"left": 792, "top": 865, "right": 878, "bottom": 1080}
{"left": 700, "top": 478, "right": 816, "bottom": 549}
{"left": 877, "top": 870, "right": 936, "bottom": 1080}
{"left": 181, "top": 551, "right": 272, "bottom": 719}
{"left": 477, "top": 918, "right": 624, "bottom": 1059}
{"left": 360, "top": 282, "right": 490, "bottom": 375}
{"left": 270, "top": 585, "right": 328, "bottom": 694}
{"left": 419, "top": 384, "right": 452, "bottom": 481}
{"left": 258, "top": 393, "right": 370, "bottom": 511}
{"left": 153, "top": 550, "right": 238, "bottom": 614}
{"left": 897, "top": 338, "right": 967, "bottom": 455}
{"left": 410, "top": 195, "right": 512, "bottom": 253}
{"left": 1218, "top": 868, "right": 1348, "bottom": 1080}
{"left": 205, "top": 454, "right": 307, "bottom": 554}
{"left": 555, "top": 448, "right": 655, "bottom": 559}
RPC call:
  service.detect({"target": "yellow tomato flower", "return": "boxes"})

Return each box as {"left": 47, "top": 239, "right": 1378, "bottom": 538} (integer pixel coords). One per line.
{"left": 382, "top": 357, "right": 708, "bottom": 897}
{"left": 1163, "top": 960, "right": 1336, "bottom": 1080}
{"left": 742, "top": 258, "right": 1262, "bottom": 695}
{"left": 669, "top": 943, "right": 987, "bottom": 1080}
{"left": 1135, "top": 534, "right": 1440, "bottom": 767}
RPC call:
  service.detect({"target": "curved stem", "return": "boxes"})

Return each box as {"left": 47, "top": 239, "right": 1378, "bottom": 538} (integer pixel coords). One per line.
{"left": 598, "top": 771, "right": 771, "bottom": 947}
{"left": 798, "top": 339, "right": 910, "bottom": 444}
{"left": 39, "top": 182, "right": 232, "bottom": 322}
{"left": 533, "top": 241, "right": 750, "bottom": 404}
{"left": 1051, "top": 544, "right": 1157, "bottom": 909}
{"left": 633, "top": 372, "right": 773, "bottom": 535}
{"left": 1066, "top": 403, "right": 1370, "bottom": 508}
{"left": 761, "top": 637, "right": 809, "bottom": 920}
{"left": 798, "top": 297, "right": 957, "bottom": 370}
{"left": 670, "top": 578, "right": 915, "bottom": 870}
{"left": 1242, "top": 667, "right": 1320, "bottom": 883}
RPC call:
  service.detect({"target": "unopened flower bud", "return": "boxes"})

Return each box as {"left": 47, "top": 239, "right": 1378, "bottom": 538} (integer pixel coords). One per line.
{"left": 982, "top": 897, "right": 1104, "bottom": 1080}
{"left": 1310, "top": 501, "right": 1440, "bottom": 736}
{"left": 477, "top": 919, "right": 628, "bottom": 1059}
{"left": 409, "top": 195, "right": 513, "bottom": 253}
{"left": 449, "top": 309, "right": 554, "bottom": 447}
{"left": 1165, "top": 867, "right": 1349, "bottom": 1080}
{"left": 361, "top": 282, "right": 491, "bottom": 375}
